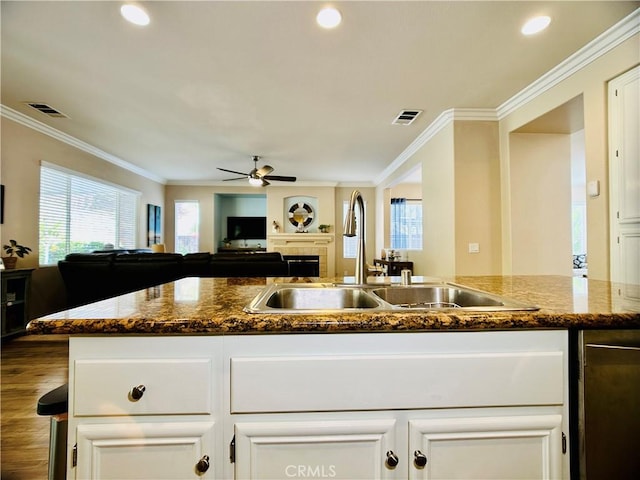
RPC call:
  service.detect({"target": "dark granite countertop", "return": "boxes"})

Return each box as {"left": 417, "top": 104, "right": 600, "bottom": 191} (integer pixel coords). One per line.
{"left": 27, "top": 275, "right": 640, "bottom": 335}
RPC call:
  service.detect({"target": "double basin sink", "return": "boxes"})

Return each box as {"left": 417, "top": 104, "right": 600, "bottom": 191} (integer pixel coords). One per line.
{"left": 245, "top": 282, "right": 539, "bottom": 313}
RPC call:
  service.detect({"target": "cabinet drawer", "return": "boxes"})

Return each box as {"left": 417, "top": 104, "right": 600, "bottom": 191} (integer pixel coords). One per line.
{"left": 230, "top": 352, "right": 563, "bottom": 413}
{"left": 74, "top": 359, "right": 212, "bottom": 416}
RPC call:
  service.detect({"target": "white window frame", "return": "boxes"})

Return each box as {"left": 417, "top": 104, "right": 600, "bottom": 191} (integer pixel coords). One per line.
{"left": 39, "top": 162, "right": 139, "bottom": 265}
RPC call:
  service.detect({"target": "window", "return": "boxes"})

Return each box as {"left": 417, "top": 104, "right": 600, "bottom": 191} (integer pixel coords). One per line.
{"left": 39, "top": 164, "right": 138, "bottom": 265}
{"left": 342, "top": 200, "right": 363, "bottom": 259}
{"left": 175, "top": 200, "right": 199, "bottom": 254}
{"left": 390, "top": 198, "right": 422, "bottom": 250}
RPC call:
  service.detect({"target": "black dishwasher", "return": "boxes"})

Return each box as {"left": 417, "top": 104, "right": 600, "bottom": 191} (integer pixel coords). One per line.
{"left": 570, "top": 329, "right": 640, "bottom": 480}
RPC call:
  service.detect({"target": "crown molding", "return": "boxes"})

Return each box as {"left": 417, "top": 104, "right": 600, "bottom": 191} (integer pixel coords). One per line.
{"left": 0, "top": 104, "right": 167, "bottom": 184}
{"left": 374, "top": 108, "right": 497, "bottom": 185}
{"left": 496, "top": 7, "right": 640, "bottom": 119}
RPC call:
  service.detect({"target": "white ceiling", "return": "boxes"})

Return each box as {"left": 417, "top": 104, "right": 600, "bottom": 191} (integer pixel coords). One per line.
{"left": 1, "top": 1, "right": 638, "bottom": 186}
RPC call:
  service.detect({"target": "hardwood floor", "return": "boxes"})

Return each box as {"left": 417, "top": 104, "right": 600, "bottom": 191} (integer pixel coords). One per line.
{"left": 1, "top": 334, "right": 69, "bottom": 479}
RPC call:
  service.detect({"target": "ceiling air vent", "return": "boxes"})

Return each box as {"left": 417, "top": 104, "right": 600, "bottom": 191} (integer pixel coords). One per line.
{"left": 24, "top": 102, "right": 68, "bottom": 118}
{"left": 392, "top": 109, "right": 422, "bottom": 126}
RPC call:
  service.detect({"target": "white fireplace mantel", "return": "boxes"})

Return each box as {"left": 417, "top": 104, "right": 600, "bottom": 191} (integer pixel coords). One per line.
{"left": 268, "top": 233, "right": 335, "bottom": 245}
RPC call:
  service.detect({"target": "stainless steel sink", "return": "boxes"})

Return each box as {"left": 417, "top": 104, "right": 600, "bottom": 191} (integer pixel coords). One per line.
{"left": 370, "top": 284, "right": 538, "bottom": 311}
{"left": 244, "top": 282, "right": 538, "bottom": 313}
{"left": 245, "top": 283, "right": 388, "bottom": 313}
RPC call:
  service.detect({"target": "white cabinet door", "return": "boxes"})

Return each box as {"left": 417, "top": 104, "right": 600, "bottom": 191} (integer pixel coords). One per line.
{"left": 76, "top": 421, "right": 215, "bottom": 479}
{"left": 409, "top": 415, "right": 563, "bottom": 480}
{"left": 234, "top": 419, "right": 397, "bottom": 480}
{"left": 609, "top": 65, "right": 640, "bottom": 290}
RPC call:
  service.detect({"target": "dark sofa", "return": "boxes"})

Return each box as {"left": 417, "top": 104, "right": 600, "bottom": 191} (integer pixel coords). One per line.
{"left": 58, "top": 251, "right": 288, "bottom": 307}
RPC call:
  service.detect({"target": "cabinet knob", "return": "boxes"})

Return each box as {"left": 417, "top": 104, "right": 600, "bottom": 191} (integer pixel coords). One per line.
{"left": 385, "top": 450, "right": 399, "bottom": 468}
{"left": 414, "top": 450, "right": 428, "bottom": 468}
{"left": 129, "top": 385, "right": 146, "bottom": 401}
{"left": 196, "top": 455, "right": 210, "bottom": 474}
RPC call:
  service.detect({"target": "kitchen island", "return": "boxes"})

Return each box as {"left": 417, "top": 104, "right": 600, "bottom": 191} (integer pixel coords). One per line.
{"left": 28, "top": 275, "right": 640, "bottom": 335}
{"left": 27, "top": 276, "right": 639, "bottom": 480}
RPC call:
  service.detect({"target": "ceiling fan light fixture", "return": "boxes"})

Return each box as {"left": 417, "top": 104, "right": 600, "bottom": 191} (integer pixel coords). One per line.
{"left": 248, "top": 177, "right": 263, "bottom": 187}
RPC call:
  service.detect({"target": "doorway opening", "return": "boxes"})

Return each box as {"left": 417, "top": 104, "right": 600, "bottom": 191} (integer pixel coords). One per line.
{"left": 510, "top": 94, "right": 586, "bottom": 276}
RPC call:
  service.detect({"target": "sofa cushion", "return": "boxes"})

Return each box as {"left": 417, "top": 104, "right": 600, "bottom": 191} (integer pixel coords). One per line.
{"left": 64, "top": 252, "right": 116, "bottom": 263}
{"left": 113, "top": 253, "right": 184, "bottom": 263}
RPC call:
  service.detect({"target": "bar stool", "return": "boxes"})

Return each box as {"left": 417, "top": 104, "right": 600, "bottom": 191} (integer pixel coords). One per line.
{"left": 37, "top": 383, "right": 68, "bottom": 480}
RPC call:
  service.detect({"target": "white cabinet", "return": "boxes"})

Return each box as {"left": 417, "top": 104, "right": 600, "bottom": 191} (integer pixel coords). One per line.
{"left": 68, "top": 331, "right": 569, "bottom": 479}
{"left": 234, "top": 419, "right": 396, "bottom": 480}
{"left": 224, "top": 331, "right": 569, "bottom": 480}
{"left": 68, "top": 337, "right": 223, "bottom": 480}
{"left": 76, "top": 421, "right": 215, "bottom": 479}
{"left": 408, "top": 414, "right": 563, "bottom": 479}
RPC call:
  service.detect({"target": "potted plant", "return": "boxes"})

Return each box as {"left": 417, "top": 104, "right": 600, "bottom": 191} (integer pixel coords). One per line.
{"left": 318, "top": 224, "right": 330, "bottom": 233}
{"left": 2, "top": 239, "right": 32, "bottom": 269}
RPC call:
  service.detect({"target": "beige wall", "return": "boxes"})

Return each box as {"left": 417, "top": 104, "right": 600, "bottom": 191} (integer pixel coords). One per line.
{"left": 510, "top": 133, "right": 573, "bottom": 275}
{"left": 1, "top": 118, "right": 165, "bottom": 268}
{"left": 499, "top": 33, "right": 640, "bottom": 280}
{"left": 418, "top": 123, "right": 456, "bottom": 277}
{"left": 378, "top": 120, "right": 502, "bottom": 278}
{"left": 454, "top": 121, "right": 502, "bottom": 275}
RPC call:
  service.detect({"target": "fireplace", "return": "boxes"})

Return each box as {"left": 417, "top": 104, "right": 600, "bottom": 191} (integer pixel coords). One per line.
{"left": 283, "top": 255, "right": 320, "bottom": 276}
{"left": 268, "top": 233, "right": 335, "bottom": 277}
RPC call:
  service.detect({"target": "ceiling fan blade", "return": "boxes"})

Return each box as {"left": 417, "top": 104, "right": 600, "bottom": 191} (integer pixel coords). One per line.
{"left": 222, "top": 177, "right": 247, "bottom": 181}
{"left": 261, "top": 178, "right": 270, "bottom": 187}
{"left": 256, "top": 165, "right": 274, "bottom": 177}
{"left": 217, "top": 167, "right": 248, "bottom": 176}
{"left": 263, "top": 175, "right": 297, "bottom": 182}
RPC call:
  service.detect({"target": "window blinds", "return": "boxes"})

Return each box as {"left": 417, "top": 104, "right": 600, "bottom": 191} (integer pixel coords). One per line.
{"left": 39, "top": 165, "right": 138, "bottom": 265}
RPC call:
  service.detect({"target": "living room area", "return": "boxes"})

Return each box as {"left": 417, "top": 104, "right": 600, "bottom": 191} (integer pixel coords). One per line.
{"left": 1, "top": 116, "right": 372, "bottom": 319}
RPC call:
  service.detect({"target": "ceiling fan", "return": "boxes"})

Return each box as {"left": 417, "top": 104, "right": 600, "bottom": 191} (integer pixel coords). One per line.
{"left": 217, "top": 156, "right": 297, "bottom": 187}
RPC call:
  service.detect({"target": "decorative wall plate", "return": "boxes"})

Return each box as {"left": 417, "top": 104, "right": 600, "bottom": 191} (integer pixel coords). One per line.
{"left": 288, "top": 202, "right": 314, "bottom": 227}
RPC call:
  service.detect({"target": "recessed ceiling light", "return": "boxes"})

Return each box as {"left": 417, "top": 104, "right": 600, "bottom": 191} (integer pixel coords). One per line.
{"left": 120, "top": 3, "right": 150, "bottom": 26}
{"left": 316, "top": 7, "right": 342, "bottom": 29}
{"left": 521, "top": 15, "right": 551, "bottom": 35}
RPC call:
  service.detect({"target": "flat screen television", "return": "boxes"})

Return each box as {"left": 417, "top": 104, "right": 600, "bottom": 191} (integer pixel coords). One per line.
{"left": 226, "top": 216, "right": 267, "bottom": 240}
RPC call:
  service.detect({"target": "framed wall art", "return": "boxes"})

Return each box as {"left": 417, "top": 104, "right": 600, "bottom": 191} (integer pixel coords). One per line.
{"left": 147, "top": 204, "right": 161, "bottom": 246}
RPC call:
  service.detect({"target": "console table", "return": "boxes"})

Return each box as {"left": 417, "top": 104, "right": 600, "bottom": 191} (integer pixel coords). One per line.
{"left": 373, "top": 259, "right": 414, "bottom": 276}
{"left": 1, "top": 268, "right": 34, "bottom": 340}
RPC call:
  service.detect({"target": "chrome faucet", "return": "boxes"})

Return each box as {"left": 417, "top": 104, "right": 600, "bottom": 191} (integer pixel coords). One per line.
{"left": 344, "top": 189, "right": 367, "bottom": 285}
